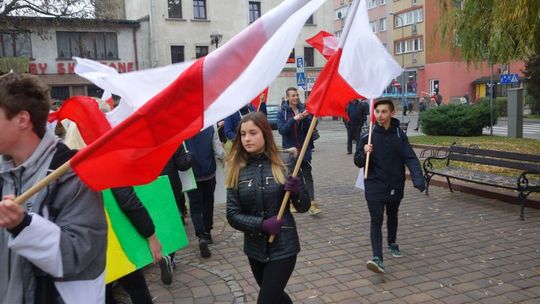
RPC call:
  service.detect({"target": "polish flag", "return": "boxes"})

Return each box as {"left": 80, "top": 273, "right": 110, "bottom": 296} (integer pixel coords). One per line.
{"left": 250, "top": 87, "right": 269, "bottom": 111}
{"left": 67, "top": 0, "right": 325, "bottom": 191}
{"left": 305, "top": 30, "right": 339, "bottom": 59}
{"left": 306, "top": 0, "right": 402, "bottom": 119}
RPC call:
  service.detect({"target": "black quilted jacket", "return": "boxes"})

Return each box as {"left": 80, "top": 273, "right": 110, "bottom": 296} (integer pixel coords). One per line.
{"left": 226, "top": 154, "right": 310, "bottom": 262}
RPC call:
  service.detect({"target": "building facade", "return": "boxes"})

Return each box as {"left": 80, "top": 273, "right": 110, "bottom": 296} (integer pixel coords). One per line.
{"left": 0, "top": 17, "right": 140, "bottom": 104}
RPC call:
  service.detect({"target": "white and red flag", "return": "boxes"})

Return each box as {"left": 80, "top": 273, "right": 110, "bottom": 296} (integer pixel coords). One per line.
{"left": 65, "top": 0, "right": 324, "bottom": 191}
{"left": 305, "top": 30, "right": 339, "bottom": 60}
{"left": 306, "top": 0, "right": 402, "bottom": 119}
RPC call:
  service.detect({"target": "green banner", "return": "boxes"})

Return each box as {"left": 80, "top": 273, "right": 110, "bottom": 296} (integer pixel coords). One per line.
{"left": 103, "top": 176, "right": 188, "bottom": 268}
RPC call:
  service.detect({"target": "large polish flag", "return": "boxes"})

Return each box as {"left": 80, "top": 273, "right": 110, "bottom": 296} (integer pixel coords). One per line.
{"left": 306, "top": 0, "right": 402, "bottom": 119}
{"left": 69, "top": 0, "right": 325, "bottom": 191}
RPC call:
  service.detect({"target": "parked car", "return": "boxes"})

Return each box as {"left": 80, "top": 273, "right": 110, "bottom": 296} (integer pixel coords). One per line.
{"left": 266, "top": 104, "right": 280, "bottom": 130}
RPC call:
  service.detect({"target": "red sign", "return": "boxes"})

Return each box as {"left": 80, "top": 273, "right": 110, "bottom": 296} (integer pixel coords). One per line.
{"left": 28, "top": 61, "right": 135, "bottom": 75}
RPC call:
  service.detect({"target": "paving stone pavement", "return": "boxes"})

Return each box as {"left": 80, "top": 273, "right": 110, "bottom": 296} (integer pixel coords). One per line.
{"left": 115, "top": 120, "right": 540, "bottom": 304}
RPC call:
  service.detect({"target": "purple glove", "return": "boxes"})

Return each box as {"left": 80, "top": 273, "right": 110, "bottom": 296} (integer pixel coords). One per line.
{"left": 284, "top": 175, "right": 300, "bottom": 194}
{"left": 261, "top": 216, "right": 284, "bottom": 235}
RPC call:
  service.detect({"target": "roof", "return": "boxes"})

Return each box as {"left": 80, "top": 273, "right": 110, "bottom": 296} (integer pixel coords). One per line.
{"left": 2, "top": 16, "right": 140, "bottom": 28}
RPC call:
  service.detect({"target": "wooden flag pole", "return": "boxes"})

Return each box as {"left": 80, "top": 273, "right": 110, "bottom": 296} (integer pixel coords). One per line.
{"left": 269, "top": 116, "right": 318, "bottom": 243}
{"left": 364, "top": 119, "right": 374, "bottom": 179}
{"left": 14, "top": 161, "right": 72, "bottom": 206}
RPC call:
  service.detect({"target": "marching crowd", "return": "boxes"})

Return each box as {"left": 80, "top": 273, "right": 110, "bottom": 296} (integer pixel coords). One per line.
{"left": 0, "top": 73, "right": 424, "bottom": 304}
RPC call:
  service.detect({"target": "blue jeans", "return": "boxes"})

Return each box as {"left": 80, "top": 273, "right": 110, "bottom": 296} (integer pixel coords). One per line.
{"left": 366, "top": 200, "right": 401, "bottom": 261}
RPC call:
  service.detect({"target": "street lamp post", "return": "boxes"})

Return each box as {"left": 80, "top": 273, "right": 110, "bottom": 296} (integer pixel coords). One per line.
{"left": 210, "top": 32, "right": 222, "bottom": 49}
{"left": 391, "top": 13, "right": 406, "bottom": 119}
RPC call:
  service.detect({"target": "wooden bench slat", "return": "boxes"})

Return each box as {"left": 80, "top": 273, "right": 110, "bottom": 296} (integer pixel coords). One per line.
{"left": 448, "top": 154, "right": 540, "bottom": 172}
{"left": 449, "top": 146, "right": 540, "bottom": 163}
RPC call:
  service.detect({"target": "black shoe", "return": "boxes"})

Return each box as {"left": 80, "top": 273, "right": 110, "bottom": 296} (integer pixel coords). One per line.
{"left": 159, "top": 255, "right": 174, "bottom": 285}
{"left": 413, "top": 128, "right": 418, "bottom": 131}
{"left": 347, "top": 151, "right": 352, "bottom": 155}
{"left": 202, "top": 232, "right": 213, "bottom": 244}
{"left": 199, "top": 239, "right": 211, "bottom": 258}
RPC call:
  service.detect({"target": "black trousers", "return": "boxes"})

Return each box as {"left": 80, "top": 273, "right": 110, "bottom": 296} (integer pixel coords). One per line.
{"left": 249, "top": 256, "right": 297, "bottom": 304}
{"left": 366, "top": 200, "right": 401, "bottom": 261}
{"left": 187, "top": 177, "right": 216, "bottom": 238}
{"left": 346, "top": 125, "right": 361, "bottom": 153}
{"left": 300, "top": 160, "right": 314, "bottom": 201}
{"left": 106, "top": 269, "right": 152, "bottom": 304}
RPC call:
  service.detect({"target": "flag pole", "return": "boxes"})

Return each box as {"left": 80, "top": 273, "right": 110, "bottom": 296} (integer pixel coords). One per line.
{"left": 364, "top": 120, "right": 373, "bottom": 179}
{"left": 14, "top": 161, "right": 72, "bottom": 205}
{"left": 268, "top": 116, "right": 318, "bottom": 243}
{"left": 364, "top": 98, "right": 375, "bottom": 178}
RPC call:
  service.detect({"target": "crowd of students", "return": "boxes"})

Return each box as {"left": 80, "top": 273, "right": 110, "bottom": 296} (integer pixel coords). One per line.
{"left": 0, "top": 73, "right": 425, "bottom": 303}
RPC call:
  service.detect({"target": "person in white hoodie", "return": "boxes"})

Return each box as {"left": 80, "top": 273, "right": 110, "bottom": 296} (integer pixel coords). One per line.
{"left": 0, "top": 73, "right": 107, "bottom": 304}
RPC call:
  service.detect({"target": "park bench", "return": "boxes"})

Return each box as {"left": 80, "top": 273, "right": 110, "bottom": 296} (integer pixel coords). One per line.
{"left": 423, "top": 145, "right": 540, "bottom": 220}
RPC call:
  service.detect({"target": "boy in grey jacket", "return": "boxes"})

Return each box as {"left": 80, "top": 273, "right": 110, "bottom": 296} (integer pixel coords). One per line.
{"left": 0, "top": 73, "right": 107, "bottom": 303}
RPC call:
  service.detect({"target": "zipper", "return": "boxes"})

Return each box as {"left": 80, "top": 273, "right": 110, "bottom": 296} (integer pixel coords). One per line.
{"left": 239, "top": 179, "right": 253, "bottom": 187}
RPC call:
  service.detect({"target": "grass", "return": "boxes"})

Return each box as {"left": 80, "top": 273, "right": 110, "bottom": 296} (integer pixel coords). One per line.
{"left": 524, "top": 114, "right": 540, "bottom": 119}
{"left": 409, "top": 135, "right": 540, "bottom": 155}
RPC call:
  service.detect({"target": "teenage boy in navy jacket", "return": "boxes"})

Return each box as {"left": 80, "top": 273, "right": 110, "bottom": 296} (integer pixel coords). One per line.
{"left": 354, "top": 99, "right": 425, "bottom": 273}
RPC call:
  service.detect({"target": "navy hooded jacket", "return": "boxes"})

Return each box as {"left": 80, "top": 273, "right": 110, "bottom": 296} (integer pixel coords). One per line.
{"left": 276, "top": 101, "right": 313, "bottom": 161}
{"left": 354, "top": 118, "right": 425, "bottom": 201}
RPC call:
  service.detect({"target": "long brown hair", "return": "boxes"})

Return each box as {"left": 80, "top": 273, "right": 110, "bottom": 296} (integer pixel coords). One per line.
{"left": 225, "top": 112, "right": 286, "bottom": 188}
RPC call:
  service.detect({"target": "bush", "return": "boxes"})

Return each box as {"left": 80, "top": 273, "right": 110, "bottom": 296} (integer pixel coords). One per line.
{"left": 495, "top": 97, "right": 507, "bottom": 117}
{"left": 421, "top": 102, "right": 498, "bottom": 136}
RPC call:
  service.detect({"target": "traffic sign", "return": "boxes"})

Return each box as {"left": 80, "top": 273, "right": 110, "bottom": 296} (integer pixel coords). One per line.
{"left": 296, "top": 56, "right": 306, "bottom": 89}
{"left": 296, "top": 72, "right": 306, "bottom": 88}
{"left": 500, "top": 73, "right": 519, "bottom": 84}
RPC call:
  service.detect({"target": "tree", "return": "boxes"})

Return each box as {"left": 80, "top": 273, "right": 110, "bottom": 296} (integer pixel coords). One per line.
{"left": 523, "top": 55, "right": 540, "bottom": 115}
{"left": 0, "top": 0, "right": 120, "bottom": 28}
{"left": 437, "top": 0, "right": 540, "bottom": 64}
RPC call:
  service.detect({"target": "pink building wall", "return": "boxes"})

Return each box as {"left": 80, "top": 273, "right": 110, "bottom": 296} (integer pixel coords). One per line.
{"left": 420, "top": 61, "right": 526, "bottom": 104}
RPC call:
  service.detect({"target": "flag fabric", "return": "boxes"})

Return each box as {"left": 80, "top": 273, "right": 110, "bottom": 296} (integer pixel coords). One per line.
{"left": 71, "top": 0, "right": 325, "bottom": 191}
{"left": 49, "top": 96, "right": 111, "bottom": 144}
{"left": 306, "top": 30, "right": 339, "bottom": 59}
{"left": 103, "top": 176, "right": 188, "bottom": 283}
{"left": 306, "top": 0, "right": 402, "bottom": 119}
{"left": 250, "top": 87, "right": 269, "bottom": 110}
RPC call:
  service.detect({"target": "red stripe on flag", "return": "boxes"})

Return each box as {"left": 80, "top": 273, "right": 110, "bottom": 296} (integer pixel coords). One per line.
{"left": 52, "top": 96, "right": 112, "bottom": 144}
{"left": 306, "top": 31, "right": 335, "bottom": 60}
{"left": 250, "top": 87, "right": 269, "bottom": 110}
{"left": 70, "top": 59, "right": 205, "bottom": 191}
{"left": 306, "top": 49, "right": 364, "bottom": 119}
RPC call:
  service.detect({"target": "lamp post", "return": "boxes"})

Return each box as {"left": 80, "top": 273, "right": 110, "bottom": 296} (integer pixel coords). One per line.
{"left": 210, "top": 32, "right": 222, "bottom": 49}
{"left": 390, "top": 13, "right": 406, "bottom": 119}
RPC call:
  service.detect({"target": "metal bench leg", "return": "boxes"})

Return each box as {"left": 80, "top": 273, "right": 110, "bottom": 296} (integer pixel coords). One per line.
{"left": 446, "top": 177, "right": 453, "bottom": 192}
{"left": 519, "top": 192, "right": 528, "bottom": 221}
{"left": 424, "top": 174, "right": 432, "bottom": 195}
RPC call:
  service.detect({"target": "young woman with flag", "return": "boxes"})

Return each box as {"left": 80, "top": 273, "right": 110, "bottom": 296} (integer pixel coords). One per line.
{"left": 226, "top": 112, "right": 310, "bottom": 304}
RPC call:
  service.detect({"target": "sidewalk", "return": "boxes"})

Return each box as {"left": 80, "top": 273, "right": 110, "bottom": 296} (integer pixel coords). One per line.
{"left": 116, "top": 120, "right": 540, "bottom": 304}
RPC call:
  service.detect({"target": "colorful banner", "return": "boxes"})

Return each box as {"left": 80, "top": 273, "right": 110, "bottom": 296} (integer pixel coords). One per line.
{"left": 103, "top": 176, "right": 188, "bottom": 283}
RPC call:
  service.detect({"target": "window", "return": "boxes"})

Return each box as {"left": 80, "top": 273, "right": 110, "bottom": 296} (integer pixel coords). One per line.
{"left": 369, "top": 20, "right": 378, "bottom": 33}
{"left": 50, "top": 86, "right": 70, "bottom": 103}
{"left": 193, "top": 0, "right": 207, "bottom": 19}
{"left": 304, "top": 47, "right": 314, "bottom": 67}
{"left": 395, "top": 8, "right": 423, "bottom": 28}
{"left": 195, "top": 46, "right": 208, "bottom": 58}
{"left": 168, "top": 0, "right": 182, "bottom": 18}
{"left": 306, "top": 14, "right": 314, "bottom": 25}
{"left": 367, "top": 0, "right": 377, "bottom": 9}
{"left": 249, "top": 2, "right": 261, "bottom": 23}
{"left": 379, "top": 17, "right": 387, "bottom": 32}
{"left": 395, "top": 37, "right": 423, "bottom": 55}
{"left": 171, "top": 45, "right": 184, "bottom": 63}
{"left": 0, "top": 32, "right": 32, "bottom": 57}
{"left": 57, "top": 32, "right": 118, "bottom": 60}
